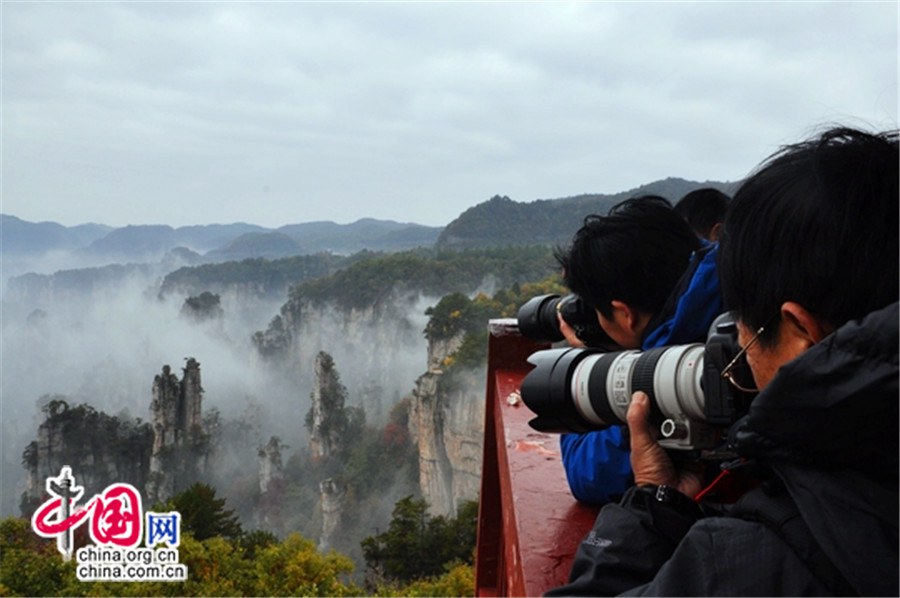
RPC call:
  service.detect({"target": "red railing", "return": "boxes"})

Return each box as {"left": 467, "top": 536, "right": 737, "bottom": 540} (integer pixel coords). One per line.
{"left": 475, "top": 319, "right": 600, "bottom": 597}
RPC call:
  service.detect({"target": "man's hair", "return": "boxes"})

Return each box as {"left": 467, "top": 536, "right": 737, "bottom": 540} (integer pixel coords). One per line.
{"left": 719, "top": 127, "right": 899, "bottom": 345}
{"left": 557, "top": 195, "right": 701, "bottom": 318}
{"left": 674, "top": 188, "right": 730, "bottom": 239}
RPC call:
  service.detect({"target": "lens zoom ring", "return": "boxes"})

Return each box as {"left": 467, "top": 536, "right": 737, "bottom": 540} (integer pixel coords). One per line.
{"left": 587, "top": 352, "right": 623, "bottom": 425}
{"left": 630, "top": 347, "right": 667, "bottom": 425}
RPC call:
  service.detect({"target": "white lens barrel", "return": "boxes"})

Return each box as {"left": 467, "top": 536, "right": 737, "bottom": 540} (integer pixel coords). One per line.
{"left": 569, "top": 350, "right": 640, "bottom": 426}
{"left": 652, "top": 344, "right": 706, "bottom": 421}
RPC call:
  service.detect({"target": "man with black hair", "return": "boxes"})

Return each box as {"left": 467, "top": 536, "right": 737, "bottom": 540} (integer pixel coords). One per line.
{"left": 673, "top": 187, "right": 730, "bottom": 241}
{"left": 548, "top": 127, "right": 898, "bottom": 596}
{"left": 555, "top": 195, "right": 723, "bottom": 503}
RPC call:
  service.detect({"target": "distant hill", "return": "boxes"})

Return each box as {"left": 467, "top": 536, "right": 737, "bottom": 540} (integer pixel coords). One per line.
{"left": 2, "top": 215, "right": 441, "bottom": 263}
{"left": 84, "top": 224, "right": 179, "bottom": 258}
{"left": 2, "top": 177, "right": 736, "bottom": 262}
{"left": 276, "top": 218, "right": 443, "bottom": 254}
{"left": 81, "top": 223, "right": 277, "bottom": 259}
{"left": 172, "top": 223, "right": 270, "bottom": 252}
{"left": 158, "top": 252, "right": 352, "bottom": 299}
{"left": 1, "top": 214, "right": 112, "bottom": 254}
{"left": 205, "top": 232, "right": 305, "bottom": 261}
{"left": 436, "top": 178, "right": 739, "bottom": 250}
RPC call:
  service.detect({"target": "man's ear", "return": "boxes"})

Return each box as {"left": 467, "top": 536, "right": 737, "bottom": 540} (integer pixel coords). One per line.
{"left": 610, "top": 300, "right": 652, "bottom": 335}
{"left": 707, "top": 222, "right": 723, "bottom": 243}
{"left": 779, "top": 302, "right": 832, "bottom": 349}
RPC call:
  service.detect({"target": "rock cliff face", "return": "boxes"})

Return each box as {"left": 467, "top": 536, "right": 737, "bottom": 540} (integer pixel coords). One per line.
{"left": 258, "top": 436, "right": 285, "bottom": 530}
{"left": 408, "top": 331, "right": 484, "bottom": 516}
{"left": 307, "top": 352, "right": 350, "bottom": 461}
{"left": 257, "top": 293, "right": 428, "bottom": 425}
{"left": 318, "top": 477, "right": 345, "bottom": 552}
{"left": 20, "top": 400, "right": 153, "bottom": 516}
{"left": 22, "top": 361, "right": 212, "bottom": 514}
{"left": 147, "top": 358, "right": 209, "bottom": 504}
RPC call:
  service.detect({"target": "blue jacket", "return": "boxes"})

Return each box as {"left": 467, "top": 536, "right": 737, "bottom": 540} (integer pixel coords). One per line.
{"left": 560, "top": 243, "right": 723, "bottom": 504}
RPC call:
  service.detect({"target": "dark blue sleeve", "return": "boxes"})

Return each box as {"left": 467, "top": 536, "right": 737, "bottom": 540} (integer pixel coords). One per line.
{"left": 559, "top": 427, "right": 633, "bottom": 504}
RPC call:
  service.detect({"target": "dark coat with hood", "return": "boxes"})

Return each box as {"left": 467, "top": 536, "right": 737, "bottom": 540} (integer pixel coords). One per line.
{"left": 547, "top": 302, "right": 898, "bottom": 597}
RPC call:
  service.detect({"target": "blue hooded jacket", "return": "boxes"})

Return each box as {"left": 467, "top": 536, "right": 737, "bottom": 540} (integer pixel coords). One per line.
{"left": 559, "top": 243, "right": 723, "bottom": 504}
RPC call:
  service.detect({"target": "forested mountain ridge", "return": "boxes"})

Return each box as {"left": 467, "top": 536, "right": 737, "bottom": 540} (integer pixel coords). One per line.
{"left": 276, "top": 246, "right": 558, "bottom": 313}
{"left": 158, "top": 252, "right": 366, "bottom": 299}
{"left": 436, "top": 177, "right": 738, "bottom": 249}
{"left": 251, "top": 246, "right": 559, "bottom": 361}
{"left": 4, "top": 177, "right": 736, "bottom": 303}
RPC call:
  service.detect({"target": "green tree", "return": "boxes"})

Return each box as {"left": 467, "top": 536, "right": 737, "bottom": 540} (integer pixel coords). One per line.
{"left": 398, "top": 562, "right": 475, "bottom": 597}
{"left": 181, "top": 291, "right": 224, "bottom": 321}
{"left": 361, "top": 496, "right": 478, "bottom": 585}
{"left": 0, "top": 516, "right": 364, "bottom": 597}
{"left": 0, "top": 517, "right": 82, "bottom": 597}
{"left": 250, "top": 533, "right": 360, "bottom": 596}
{"left": 166, "top": 483, "right": 243, "bottom": 541}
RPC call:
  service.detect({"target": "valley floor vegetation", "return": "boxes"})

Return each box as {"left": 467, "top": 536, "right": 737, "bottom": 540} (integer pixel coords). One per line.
{"left": 1, "top": 484, "right": 477, "bottom": 597}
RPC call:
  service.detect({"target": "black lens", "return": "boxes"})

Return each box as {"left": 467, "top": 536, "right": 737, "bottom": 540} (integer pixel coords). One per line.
{"left": 517, "top": 293, "right": 618, "bottom": 349}
{"left": 516, "top": 294, "right": 564, "bottom": 343}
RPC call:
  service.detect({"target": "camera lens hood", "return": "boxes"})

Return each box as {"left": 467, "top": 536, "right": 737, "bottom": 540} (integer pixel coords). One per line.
{"left": 516, "top": 294, "right": 563, "bottom": 343}
{"left": 521, "top": 347, "right": 603, "bottom": 433}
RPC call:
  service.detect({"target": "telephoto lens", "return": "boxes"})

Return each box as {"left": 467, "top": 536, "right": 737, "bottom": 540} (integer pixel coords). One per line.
{"left": 518, "top": 313, "right": 757, "bottom": 452}
{"left": 521, "top": 344, "right": 715, "bottom": 451}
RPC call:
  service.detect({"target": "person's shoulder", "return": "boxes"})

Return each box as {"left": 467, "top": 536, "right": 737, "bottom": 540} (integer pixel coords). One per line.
{"left": 683, "top": 513, "right": 814, "bottom": 575}
{"left": 663, "top": 515, "right": 830, "bottom": 595}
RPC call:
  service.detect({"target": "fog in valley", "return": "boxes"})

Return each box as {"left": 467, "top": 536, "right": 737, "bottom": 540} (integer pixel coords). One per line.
{"left": 0, "top": 248, "right": 433, "bottom": 519}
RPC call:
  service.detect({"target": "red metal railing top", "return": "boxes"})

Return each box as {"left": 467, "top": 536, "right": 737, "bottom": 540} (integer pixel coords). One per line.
{"left": 475, "top": 319, "right": 599, "bottom": 597}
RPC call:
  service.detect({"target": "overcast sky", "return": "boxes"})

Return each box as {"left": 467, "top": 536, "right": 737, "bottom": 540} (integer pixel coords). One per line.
{"left": 1, "top": 1, "right": 896, "bottom": 229}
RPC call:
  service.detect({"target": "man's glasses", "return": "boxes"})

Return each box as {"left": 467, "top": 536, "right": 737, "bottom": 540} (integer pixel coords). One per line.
{"left": 720, "top": 322, "right": 768, "bottom": 393}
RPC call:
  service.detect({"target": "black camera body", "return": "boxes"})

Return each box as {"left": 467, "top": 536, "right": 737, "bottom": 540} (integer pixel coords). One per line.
{"left": 516, "top": 293, "right": 618, "bottom": 350}
{"left": 519, "top": 313, "right": 755, "bottom": 452}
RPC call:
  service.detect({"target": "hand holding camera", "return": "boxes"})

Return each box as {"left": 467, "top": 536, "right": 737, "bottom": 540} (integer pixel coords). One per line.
{"left": 627, "top": 391, "right": 705, "bottom": 497}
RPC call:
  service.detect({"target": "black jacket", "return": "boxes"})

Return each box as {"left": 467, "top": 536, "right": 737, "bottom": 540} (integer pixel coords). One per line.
{"left": 548, "top": 302, "right": 899, "bottom": 597}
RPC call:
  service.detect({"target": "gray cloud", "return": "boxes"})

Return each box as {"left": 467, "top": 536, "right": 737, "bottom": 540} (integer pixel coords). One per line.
{"left": 2, "top": 1, "right": 896, "bottom": 228}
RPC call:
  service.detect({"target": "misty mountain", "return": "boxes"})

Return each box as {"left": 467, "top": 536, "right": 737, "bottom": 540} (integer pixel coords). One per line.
{"left": 172, "top": 223, "right": 272, "bottom": 252}
{"left": 83, "top": 224, "right": 180, "bottom": 258}
{"left": 8, "top": 265, "right": 154, "bottom": 305}
{"left": 0, "top": 214, "right": 112, "bottom": 254}
{"left": 436, "top": 178, "right": 739, "bottom": 250}
{"left": 158, "top": 252, "right": 351, "bottom": 299}
{"left": 2, "top": 214, "right": 441, "bottom": 264}
{"left": 205, "top": 232, "right": 306, "bottom": 261}
{"left": 275, "top": 218, "right": 443, "bottom": 254}
{"left": 5, "top": 247, "right": 206, "bottom": 305}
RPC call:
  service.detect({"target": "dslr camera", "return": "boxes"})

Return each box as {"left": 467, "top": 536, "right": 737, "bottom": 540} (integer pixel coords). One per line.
{"left": 516, "top": 293, "right": 618, "bottom": 350}
{"left": 518, "top": 312, "right": 756, "bottom": 453}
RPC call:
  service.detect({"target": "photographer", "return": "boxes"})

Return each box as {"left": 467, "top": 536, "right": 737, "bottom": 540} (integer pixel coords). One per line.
{"left": 673, "top": 187, "right": 730, "bottom": 242}
{"left": 547, "top": 127, "right": 898, "bottom": 596}
{"left": 555, "top": 196, "right": 724, "bottom": 503}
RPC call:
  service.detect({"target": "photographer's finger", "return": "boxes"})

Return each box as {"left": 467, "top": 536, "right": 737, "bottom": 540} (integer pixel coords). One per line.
{"left": 558, "top": 313, "right": 585, "bottom": 348}
{"left": 626, "top": 391, "right": 654, "bottom": 450}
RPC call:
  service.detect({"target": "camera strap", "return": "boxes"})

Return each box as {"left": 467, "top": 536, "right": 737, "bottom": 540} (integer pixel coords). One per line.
{"left": 730, "top": 480, "right": 857, "bottom": 596}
